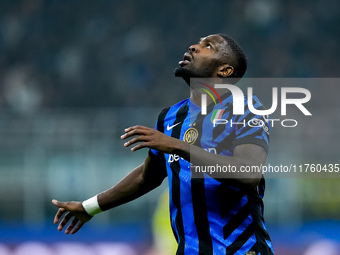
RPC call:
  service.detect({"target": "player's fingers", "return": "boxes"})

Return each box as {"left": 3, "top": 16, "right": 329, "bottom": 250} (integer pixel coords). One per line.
{"left": 54, "top": 208, "right": 66, "bottom": 224}
{"left": 124, "top": 125, "right": 147, "bottom": 133}
{"left": 52, "top": 199, "right": 68, "bottom": 208}
{"left": 70, "top": 221, "right": 84, "bottom": 235}
{"left": 58, "top": 212, "right": 73, "bottom": 231}
{"left": 124, "top": 136, "right": 147, "bottom": 147}
{"left": 121, "top": 126, "right": 149, "bottom": 139}
{"left": 65, "top": 217, "right": 79, "bottom": 234}
{"left": 131, "top": 142, "right": 148, "bottom": 152}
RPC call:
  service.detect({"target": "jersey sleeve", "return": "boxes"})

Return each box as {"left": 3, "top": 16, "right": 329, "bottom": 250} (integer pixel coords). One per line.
{"left": 149, "top": 117, "right": 160, "bottom": 157}
{"left": 149, "top": 107, "right": 170, "bottom": 157}
{"left": 232, "top": 95, "right": 270, "bottom": 153}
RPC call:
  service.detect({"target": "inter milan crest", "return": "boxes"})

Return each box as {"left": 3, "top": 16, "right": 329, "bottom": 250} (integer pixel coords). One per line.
{"left": 183, "top": 127, "right": 199, "bottom": 144}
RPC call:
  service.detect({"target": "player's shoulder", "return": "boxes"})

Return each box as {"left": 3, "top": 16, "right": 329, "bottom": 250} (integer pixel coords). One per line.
{"left": 169, "top": 98, "right": 189, "bottom": 110}
{"left": 243, "top": 93, "right": 262, "bottom": 103}
{"left": 243, "top": 93, "right": 265, "bottom": 110}
{"left": 158, "top": 98, "right": 189, "bottom": 117}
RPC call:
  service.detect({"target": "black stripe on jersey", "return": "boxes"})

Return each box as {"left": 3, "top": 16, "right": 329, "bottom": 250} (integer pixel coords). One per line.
{"left": 249, "top": 242, "right": 260, "bottom": 254}
{"left": 235, "top": 120, "right": 265, "bottom": 138}
{"left": 170, "top": 103, "right": 189, "bottom": 255}
{"left": 157, "top": 107, "right": 170, "bottom": 132}
{"left": 233, "top": 116, "right": 269, "bottom": 153}
{"left": 212, "top": 121, "right": 226, "bottom": 141}
{"left": 248, "top": 193, "right": 274, "bottom": 254}
{"left": 234, "top": 97, "right": 264, "bottom": 133}
{"left": 148, "top": 107, "right": 170, "bottom": 167}
{"left": 218, "top": 185, "right": 246, "bottom": 218}
{"left": 219, "top": 90, "right": 232, "bottom": 102}
{"left": 191, "top": 177, "right": 213, "bottom": 255}
{"left": 191, "top": 112, "right": 213, "bottom": 255}
{"left": 233, "top": 136, "right": 269, "bottom": 155}
{"left": 214, "top": 129, "right": 236, "bottom": 154}
{"left": 226, "top": 222, "right": 255, "bottom": 254}
{"left": 223, "top": 201, "right": 250, "bottom": 240}
{"left": 248, "top": 239, "right": 273, "bottom": 255}
{"left": 234, "top": 96, "right": 266, "bottom": 122}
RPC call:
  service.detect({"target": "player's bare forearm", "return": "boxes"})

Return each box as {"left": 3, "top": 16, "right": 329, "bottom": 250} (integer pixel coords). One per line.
{"left": 97, "top": 154, "right": 166, "bottom": 211}
{"left": 122, "top": 125, "right": 265, "bottom": 188}
{"left": 52, "top": 154, "right": 166, "bottom": 234}
{"left": 175, "top": 142, "right": 266, "bottom": 188}
{"left": 121, "top": 125, "right": 180, "bottom": 154}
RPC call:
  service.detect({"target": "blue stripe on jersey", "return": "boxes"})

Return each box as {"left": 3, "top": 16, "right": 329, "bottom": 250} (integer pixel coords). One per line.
{"left": 178, "top": 170, "right": 199, "bottom": 254}
{"left": 227, "top": 214, "right": 253, "bottom": 244}
{"left": 240, "top": 233, "right": 257, "bottom": 253}
{"left": 266, "top": 239, "right": 275, "bottom": 254}
{"left": 161, "top": 106, "right": 179, "bottom": 242}
{"left": 262, "top": 220, "right": 268, "bottom": 231}
{"left": 178, "top": 110, "right": 200, "bottom": 254}
{"left": 163, "top": 99, "right": 189, "bottom": 253}
{"left": 236, "top": 125, "right": 261, "bottom": 137}
{"left": 167, "top": 166, "right": 179, "bottom": 241}
{"left": 257, "top": 133, "right": 269, "bottom": 145}
{"left": 179, "top": 114, "right": 199, "bottom": 254}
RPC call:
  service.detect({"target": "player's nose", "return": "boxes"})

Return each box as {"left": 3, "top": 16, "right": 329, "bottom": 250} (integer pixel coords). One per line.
{"left": 189, "top": 44, "right": 199, "bottom": 53}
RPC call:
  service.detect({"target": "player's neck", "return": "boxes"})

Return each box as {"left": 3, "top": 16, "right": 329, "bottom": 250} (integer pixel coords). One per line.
{"left": 189, "top": 88, "right": 214, "bottom": 107}
{"left": 190, "top": 87, "right": 230, "bottom": 108}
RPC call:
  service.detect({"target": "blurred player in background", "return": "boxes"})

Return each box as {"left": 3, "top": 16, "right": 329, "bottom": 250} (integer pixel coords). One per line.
{"left": 149, "top": 188, "right": 177, "bottom": 255}
{"left": 52, "top": 33, "right": 274, "bottom": 255}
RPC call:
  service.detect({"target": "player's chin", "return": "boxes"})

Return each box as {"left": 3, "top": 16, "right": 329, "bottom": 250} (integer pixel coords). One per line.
{"left": 174, "top": 65, "right": 194, "bottom": 78}
{"left": 174, "top": 66, "right": 186, "bottom": 77}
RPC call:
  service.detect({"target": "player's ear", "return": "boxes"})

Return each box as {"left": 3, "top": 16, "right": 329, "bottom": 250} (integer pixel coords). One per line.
{"left": 217, "top": 64, "right": 234, "bottom": 78}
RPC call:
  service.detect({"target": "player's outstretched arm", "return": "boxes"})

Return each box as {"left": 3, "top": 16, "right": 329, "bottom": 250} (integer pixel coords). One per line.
{"left": 52, "top": 200, "right": 92, "bottom": 234}
{"left": 95, "top": 154, "right": 166, "bottom": 211}
{"left": 52, "top": 153, "right": 167, "bottom": 234}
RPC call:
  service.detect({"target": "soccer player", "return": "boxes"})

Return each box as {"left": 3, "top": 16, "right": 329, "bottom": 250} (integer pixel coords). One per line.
{"left": 52, "top": 33, "right": 274, "bottom": 255}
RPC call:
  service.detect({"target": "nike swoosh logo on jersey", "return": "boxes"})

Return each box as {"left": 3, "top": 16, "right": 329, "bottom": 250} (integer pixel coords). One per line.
{"left": 167, "top": 122, "right": 181, "bottom": 131}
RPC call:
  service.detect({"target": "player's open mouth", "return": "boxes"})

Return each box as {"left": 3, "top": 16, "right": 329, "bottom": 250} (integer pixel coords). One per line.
{"left": 178, "top": 53, "right": 192, "bottom": 67}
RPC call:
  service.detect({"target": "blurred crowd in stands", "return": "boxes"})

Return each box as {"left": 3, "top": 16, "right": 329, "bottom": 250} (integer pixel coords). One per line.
{"left": 0, "top": 0, "right": 339, "bottom": 113}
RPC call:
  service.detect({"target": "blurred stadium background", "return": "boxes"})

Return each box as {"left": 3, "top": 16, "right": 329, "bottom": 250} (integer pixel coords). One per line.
{"left": 0, "top": 0, "right": 340, "bottom": 254}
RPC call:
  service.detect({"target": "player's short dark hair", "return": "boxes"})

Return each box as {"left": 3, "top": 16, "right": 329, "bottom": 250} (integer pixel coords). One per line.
{"left": 218, "top": 33, "right": 247, "bottom": 79}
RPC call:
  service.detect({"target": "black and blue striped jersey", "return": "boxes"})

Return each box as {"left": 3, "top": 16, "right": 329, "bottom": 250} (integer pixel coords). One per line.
{"left": 150, "top": 90, "right": 274, "bottom": 255}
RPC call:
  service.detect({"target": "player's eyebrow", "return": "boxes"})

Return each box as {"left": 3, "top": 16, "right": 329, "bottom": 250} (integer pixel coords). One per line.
{"left": 198, "top": 37, "right": 216, "bottom": 45}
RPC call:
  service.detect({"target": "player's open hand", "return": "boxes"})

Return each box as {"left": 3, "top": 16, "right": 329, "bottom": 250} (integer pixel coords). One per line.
{"left": 121, "top": 125, "right": 183, "bottom": 154}
{"left": 52, "top": 199, "right": 92, "bottom": 234}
